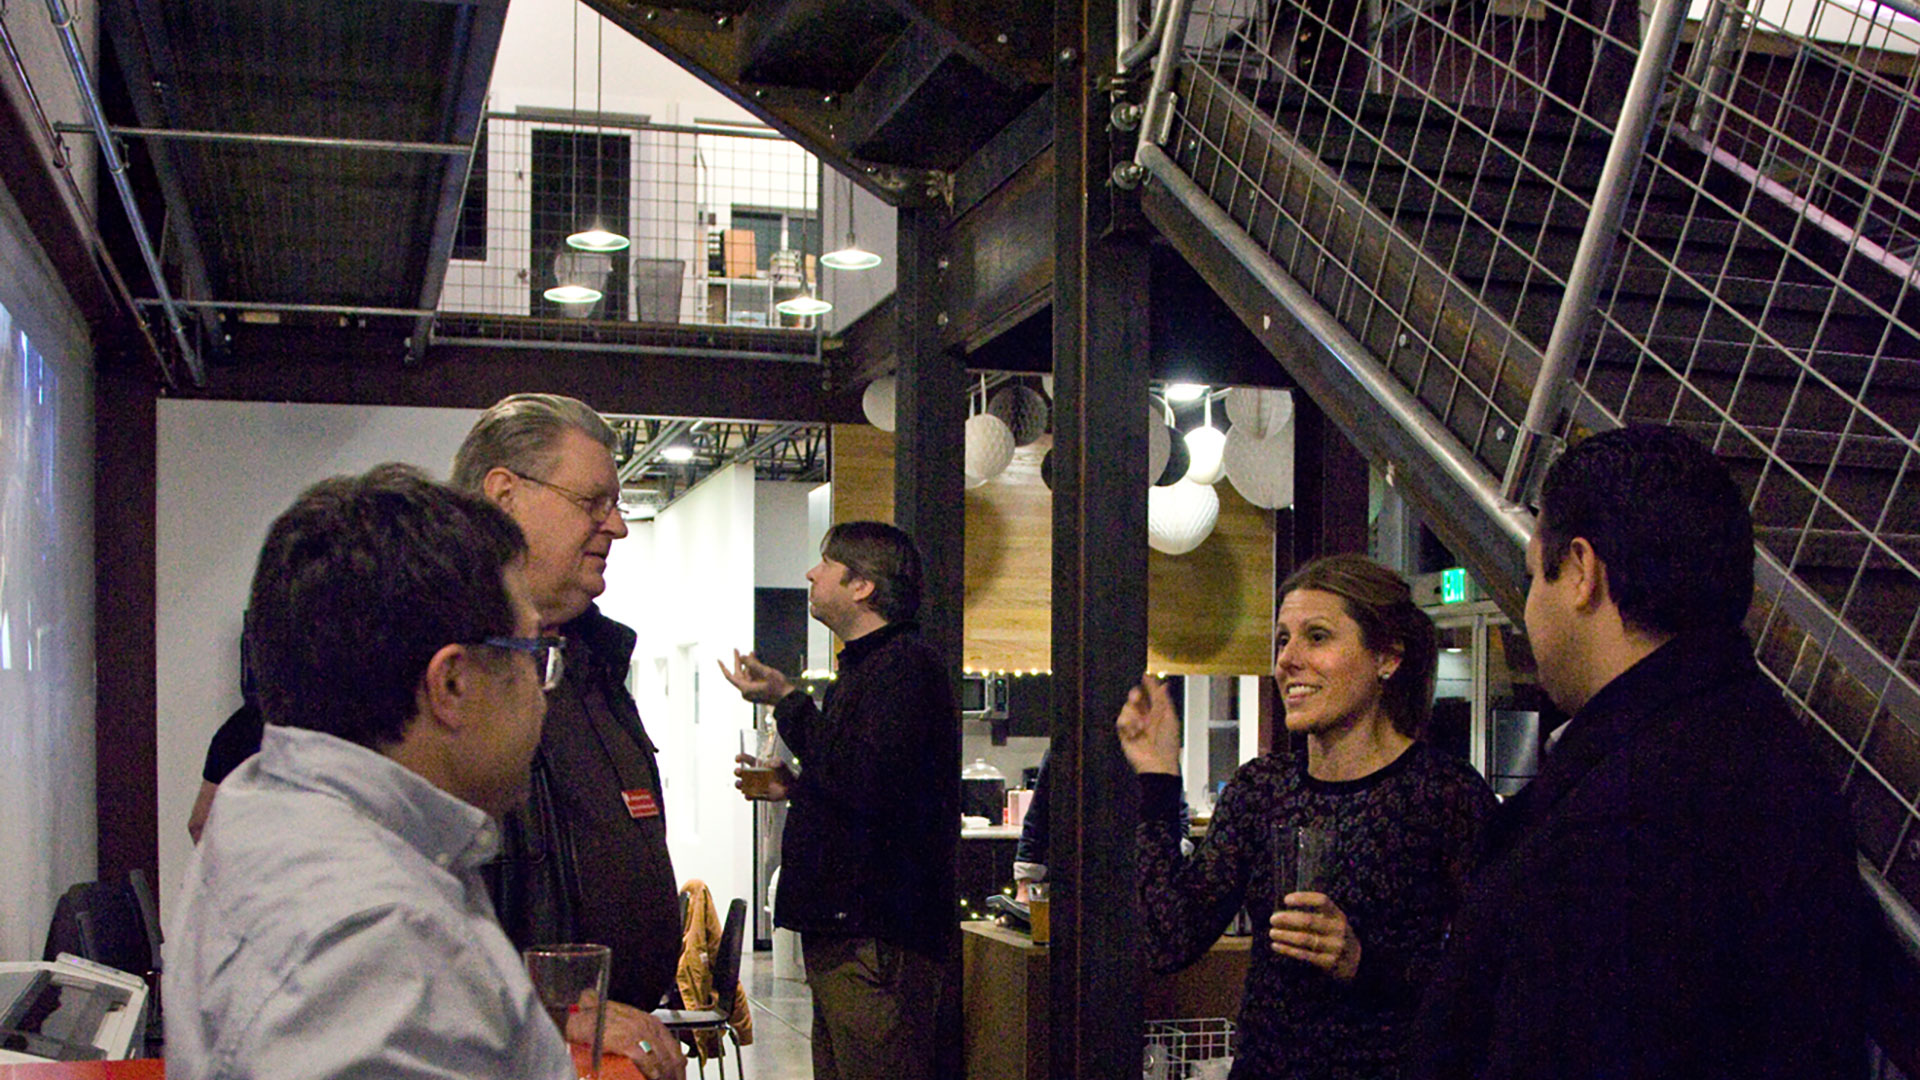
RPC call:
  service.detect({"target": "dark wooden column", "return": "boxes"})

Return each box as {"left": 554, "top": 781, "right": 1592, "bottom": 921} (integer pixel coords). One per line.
{"left": 891, "top": 203, "right": 968, "bottom": 1080}
{"left": 95, "top": 356, "right": 159, "bottom": 892}
{"left": 1281, "top": 392, "right": 1372, "bottom": 575}
{"left": 890, "top": 205, "right": 967, "bottom": 673}
{"left": 1051, "top": 0, "right": 1152, "bottom": 1074}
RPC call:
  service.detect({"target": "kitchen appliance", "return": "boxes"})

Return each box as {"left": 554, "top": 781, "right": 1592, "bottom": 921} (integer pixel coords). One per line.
{"left": 960, "top": 673, "right": 1008, "bottom": 720}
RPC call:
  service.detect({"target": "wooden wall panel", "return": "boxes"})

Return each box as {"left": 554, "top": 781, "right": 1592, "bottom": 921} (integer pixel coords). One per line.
{"left": 831, "top": 425, "right": 1274, "bottom": 675}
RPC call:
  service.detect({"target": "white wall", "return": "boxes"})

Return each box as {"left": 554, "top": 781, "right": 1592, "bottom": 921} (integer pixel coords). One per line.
{"left": 623, "top": 464, "right": 760, "bottom": 908}
{"left": 153, "top": 401, "right": 481, "bottom": 917}
{"left": 486, "top": 0, "right": 758, "bottom": 127}
{"left": 754, "top": 481, "right": 815, "bottom": 588}
{"left": 0, "top": 175, "right": 97, "bottom": 962}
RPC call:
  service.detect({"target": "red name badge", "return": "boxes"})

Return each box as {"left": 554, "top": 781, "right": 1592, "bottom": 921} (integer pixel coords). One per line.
{"left": 622, "top": 788, "right": 660, "bottom": 819}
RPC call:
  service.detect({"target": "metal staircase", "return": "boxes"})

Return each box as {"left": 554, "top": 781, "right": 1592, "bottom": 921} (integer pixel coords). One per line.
{"left": 1131, "top": 0, "right": 1920, "bottom": 1063}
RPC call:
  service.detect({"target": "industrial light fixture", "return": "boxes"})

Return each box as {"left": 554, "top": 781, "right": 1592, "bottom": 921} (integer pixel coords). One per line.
{"left": 543, "top": 282, "right": 604, "bottom": 304}
{"left": 1165, "top": 382, "right": 1209, "bottom": 403}
{"left": 662, "top": 444, "right": 696, "bottom": 463}
{"left": 564, "top": 13, "right": 630, "bottom": 254}
{"left": 820, "top": 170, "right": 881, "bottom": 270}
{"left": 775, "top": 293, "right": 833, "bottom": 317}
{"left": 544, "top": 250, "right": 610, "bottom": 306}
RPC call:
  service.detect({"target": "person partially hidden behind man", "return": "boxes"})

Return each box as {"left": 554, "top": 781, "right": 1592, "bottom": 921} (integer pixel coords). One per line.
{"left": 1408, "top": 425, "right": 1865, "bottom": 1079}
{"left": 166, "top": 465, "right": 574, "bottom": 1080}
{"left": 719, "top": 521, "right": 959, "bottom": 1080}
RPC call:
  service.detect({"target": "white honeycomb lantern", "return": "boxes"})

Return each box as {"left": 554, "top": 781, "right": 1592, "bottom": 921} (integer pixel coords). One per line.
{"left": 1184, "top": 425, "right": 1228, "bottom": 485}
{"left": 964, "top": 413, "right": 1016, "bottom": 480}
{"left": 1147, "top": 480, "right": 1220, "bottom": 555}
{"left": 1222, "top": 417, "right": 1296, "bottom": 509}
{"left": 1147, "top": 406, "right": 1171, "bottom": 487}
{"left": 862, "top": 376, "right": 897, "bottom": 432}
{"left": 1225, "top": 387, "right": 1293, "bottom": 439}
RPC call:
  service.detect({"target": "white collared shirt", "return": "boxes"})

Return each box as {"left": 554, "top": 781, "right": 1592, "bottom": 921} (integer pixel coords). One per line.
{"left": 166, "top": 724, "right": 573, "bottom": 1080}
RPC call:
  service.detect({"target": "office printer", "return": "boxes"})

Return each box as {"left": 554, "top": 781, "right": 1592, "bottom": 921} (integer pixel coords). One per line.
{"left": 0, "top": 954, "right": 150, "bottom": 1062}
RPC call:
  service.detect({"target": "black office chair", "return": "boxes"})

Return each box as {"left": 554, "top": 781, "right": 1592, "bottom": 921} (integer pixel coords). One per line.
{"left": 42, "top": 871, "right": 162, "bottom": 977}
{"left": 653, "top": 897, "right": 747, "bottom": 1080}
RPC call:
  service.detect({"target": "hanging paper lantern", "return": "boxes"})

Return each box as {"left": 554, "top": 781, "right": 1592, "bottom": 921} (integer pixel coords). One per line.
{"left": 988, "top": 384, "right": 1050, "bottom": 446}
{"left": 1225, "top": 387, "right": 1293, "bottom": 439}
{"left": 862, "top": 376, "right": 897, "bottom": 432}
{"left": 1155, "top": 426, "right": 1189, "bottom": 486}
{"left": 1147, "top": 480, "right": 1220, "bottom": 555}
{"left": 1222, "top": 417, "right": 1296, "bottom": 509}
{"left": 964, "top": 413, "right": 1016, "bottom": 480}
{"left": 1184, "top": 425, "right": 1228, "bottom": 485}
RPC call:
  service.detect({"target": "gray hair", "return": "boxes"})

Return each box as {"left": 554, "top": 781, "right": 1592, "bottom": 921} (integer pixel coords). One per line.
{"left": 450, "top": 393, "right": 618, "bottom": 492}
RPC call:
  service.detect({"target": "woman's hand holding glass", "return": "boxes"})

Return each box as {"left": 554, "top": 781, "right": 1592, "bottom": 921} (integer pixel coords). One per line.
{"left": 1115, "top": 674, "right": 1182, "bottom": 776}
{"left": 1269, "top": 892, "right": 1361, "bottom": 982}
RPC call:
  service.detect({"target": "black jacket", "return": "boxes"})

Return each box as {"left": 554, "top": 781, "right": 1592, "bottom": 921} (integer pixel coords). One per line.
{"left": 772, "top": 620, "right": 958, "bottom": 959}
{"left": 1408, "top": 628, "right": 1865, "bottom": 1080}
{"left": 484, "top": 606, "right": 680, "bottom": 1009}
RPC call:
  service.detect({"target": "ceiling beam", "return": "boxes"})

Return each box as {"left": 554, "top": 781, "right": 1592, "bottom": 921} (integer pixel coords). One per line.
{"left": 885, "top": 0, "right": 1052, "bottom": 85}
{"left": 581, "top": 0, "right": 939, "bottom": 206}
{"left": 186, "top": 326, "right": 865, "bottom": 423}
{"left": 99, "top": 0, "right": 223, "bottom": 349}
{"left": 410, "top": 0, "right": 508, "bottom": 363}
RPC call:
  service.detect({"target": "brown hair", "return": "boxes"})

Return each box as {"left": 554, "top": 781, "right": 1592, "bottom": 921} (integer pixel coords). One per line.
{"left": 1278, "top": 553, "right": 1437, "bottom": 738}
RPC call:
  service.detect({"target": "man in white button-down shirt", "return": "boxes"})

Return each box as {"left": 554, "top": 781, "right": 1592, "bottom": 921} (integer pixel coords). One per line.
{"left": 166, "top": 465, "right": 576, "bottom": 1080}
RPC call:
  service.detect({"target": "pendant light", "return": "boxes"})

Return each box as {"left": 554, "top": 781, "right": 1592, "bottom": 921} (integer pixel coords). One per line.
{"left": 820, "top": 171, "right": 880, "bottom": 270}
{"left": 774, "top": 293, "right": 833, "bottom": 317}
{"left": 566, "top": 14, "right": 629, "bottom": 254}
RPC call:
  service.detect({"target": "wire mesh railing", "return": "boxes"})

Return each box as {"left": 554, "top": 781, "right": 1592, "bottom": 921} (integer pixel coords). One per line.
{"left": 433, "top": 112, "right": 825, "bottom": 355}
{"left": 1133, "top": 0, "right": 1920, "bottom": 962}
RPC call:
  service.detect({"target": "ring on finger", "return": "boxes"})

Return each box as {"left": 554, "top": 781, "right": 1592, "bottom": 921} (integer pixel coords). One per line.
{"left": 638, "top": 1039, "right": 653, "bottom": 1055}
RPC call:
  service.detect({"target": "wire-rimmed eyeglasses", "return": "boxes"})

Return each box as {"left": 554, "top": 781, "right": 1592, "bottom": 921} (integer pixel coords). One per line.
{"left": 478, "top": 636, "right": 566, "bottom": 691}
{"left": 510, "top": 470, "right": 621, "bottom": 524}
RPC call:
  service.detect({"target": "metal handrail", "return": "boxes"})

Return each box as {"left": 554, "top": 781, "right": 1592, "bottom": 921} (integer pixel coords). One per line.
{"left": 1120, "top": 0, "right": 1176, "bottom": 73}
{"left": 1136, "top": 141, "right": 1537, "bottom": 566}
{"left": 1500, "top": 0, "right": 1695, "bottom": 506}
{"left": 1135, "top": 0, "right": 1198, "bottom": 149}
{"left": 42, "top": 0, "right": 203, "bottom": 385}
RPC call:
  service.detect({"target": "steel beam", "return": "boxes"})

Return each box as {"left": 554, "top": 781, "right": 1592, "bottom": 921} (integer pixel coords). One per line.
{"left": 1050, "top": 0, "right": 1148, "bottom": 1075}
{"left": 189, "top": 328, "right": 864, "bottom": 423}
{"left": 409, "top": 0, "right": 508, "bottom": 364}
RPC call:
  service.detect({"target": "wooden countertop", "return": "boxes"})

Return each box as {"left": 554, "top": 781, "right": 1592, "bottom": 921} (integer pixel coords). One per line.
{"left": 960, "top": 921, "right": 1251, "bottom": 1080}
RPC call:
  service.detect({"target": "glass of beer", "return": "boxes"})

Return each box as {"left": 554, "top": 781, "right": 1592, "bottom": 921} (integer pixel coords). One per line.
{"left": 1028, "top": 882, "right": 1051, "bottom": 945}
{"left": 524, "top": 942, "right": 611, "bottom": 1078}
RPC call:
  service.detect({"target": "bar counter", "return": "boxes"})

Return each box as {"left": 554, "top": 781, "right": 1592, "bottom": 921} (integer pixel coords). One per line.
{"left": 960, "top": 920, "right": 1251, "bottom": 1080}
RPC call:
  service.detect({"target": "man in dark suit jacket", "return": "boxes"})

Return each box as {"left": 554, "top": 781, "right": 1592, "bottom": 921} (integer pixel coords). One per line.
{"left": 1409, "top": 424, "right": 1865, "bottom": 1079}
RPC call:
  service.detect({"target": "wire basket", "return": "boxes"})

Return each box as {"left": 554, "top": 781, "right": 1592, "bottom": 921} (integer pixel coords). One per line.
{"left": 1143, "top": 1017, "right": 1237, "bottom": 1080}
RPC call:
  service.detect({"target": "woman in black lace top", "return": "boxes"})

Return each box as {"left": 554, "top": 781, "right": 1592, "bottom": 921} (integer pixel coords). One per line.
{"left": 1118, "top": 555, "right": 1495, "bottom": 1080}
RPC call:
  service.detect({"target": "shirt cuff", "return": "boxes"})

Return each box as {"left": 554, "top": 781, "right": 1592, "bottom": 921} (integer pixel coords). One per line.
{"left": 1012, "top": 861, "right": 1047, "bottom": 883}
{"left": 1138, "top": 773, "right": 1184, "bottom": 821}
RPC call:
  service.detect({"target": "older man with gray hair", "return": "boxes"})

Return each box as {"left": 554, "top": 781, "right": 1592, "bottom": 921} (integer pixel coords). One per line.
{"left": 455, "top": 393, "right": 684, "bottom": 1080}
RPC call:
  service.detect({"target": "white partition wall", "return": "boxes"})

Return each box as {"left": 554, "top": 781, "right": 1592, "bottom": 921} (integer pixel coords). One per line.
{"left": 154, "top": 401, "right": 480, "bottom": 918}
{"left": 619, "top": 464, "right": 758, "bottom": 910}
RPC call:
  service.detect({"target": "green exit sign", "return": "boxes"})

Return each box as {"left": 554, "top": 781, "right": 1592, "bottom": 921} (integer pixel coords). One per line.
{"left": 1441, "top": 567, "right": 1468, "bottom": 604}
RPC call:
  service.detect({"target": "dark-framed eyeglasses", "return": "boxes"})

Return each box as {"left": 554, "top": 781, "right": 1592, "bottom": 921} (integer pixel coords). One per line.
{"left": 510, "top": 470, "right": 620, "bottom": 524}
{"left": 477, "top": 635, "right": 566, "bottom": 691}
